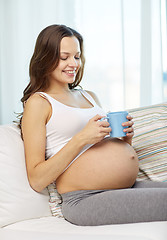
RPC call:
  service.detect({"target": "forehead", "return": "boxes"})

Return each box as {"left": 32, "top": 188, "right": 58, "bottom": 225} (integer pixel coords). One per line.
{"left": 60, "top": 36, "right": 80, "bottom": 52}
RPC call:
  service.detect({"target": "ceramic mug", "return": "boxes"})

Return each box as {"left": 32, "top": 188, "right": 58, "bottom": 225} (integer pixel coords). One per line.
{"left": 101, "top": 111, "right": 129, "bottom": 138}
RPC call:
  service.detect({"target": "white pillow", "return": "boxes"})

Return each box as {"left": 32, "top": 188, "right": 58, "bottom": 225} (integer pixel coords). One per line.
{"left": 0, "top": 124, "right": 51, "bottom": 227}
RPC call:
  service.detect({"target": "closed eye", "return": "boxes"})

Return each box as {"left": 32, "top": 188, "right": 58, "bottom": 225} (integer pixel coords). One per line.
{"left": 60, "top": 57, "right": 68, "bottom": 60}
{"left": 60, "top": 56, "right": 80, "bottom": 61}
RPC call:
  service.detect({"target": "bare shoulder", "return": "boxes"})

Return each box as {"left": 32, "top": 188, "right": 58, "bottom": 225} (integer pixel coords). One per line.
{"left": 25, "top": 93, "right": 50, "bottom": 107}
{"left": 85, "top": 90, "right": 102, "bottom": 107}
{"left": 23, "top": 93, "right": 51, "bottom": 124}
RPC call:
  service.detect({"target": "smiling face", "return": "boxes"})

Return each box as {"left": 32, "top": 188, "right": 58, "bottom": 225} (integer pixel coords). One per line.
{"left": 49, "top": 36, "right": 81, "bottom": 87}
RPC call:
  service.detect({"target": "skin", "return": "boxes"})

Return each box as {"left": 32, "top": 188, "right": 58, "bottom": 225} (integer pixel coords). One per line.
{"left": 22, "top": 36, "right": 139, "bottom": 194}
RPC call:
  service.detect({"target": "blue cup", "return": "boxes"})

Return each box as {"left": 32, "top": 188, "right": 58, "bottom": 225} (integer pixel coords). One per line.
{"left": 101, "top": 111, "right": 129, "bottom": 138}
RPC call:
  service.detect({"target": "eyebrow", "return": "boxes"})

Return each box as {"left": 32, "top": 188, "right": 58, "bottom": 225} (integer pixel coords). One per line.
{"left": 60, "top": 51, "right": 81, "bottom": 54}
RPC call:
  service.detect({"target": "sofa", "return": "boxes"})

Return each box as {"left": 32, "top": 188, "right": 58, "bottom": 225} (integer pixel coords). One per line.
{"left": 0, "top": 103, "right": 167, "bottom": 240}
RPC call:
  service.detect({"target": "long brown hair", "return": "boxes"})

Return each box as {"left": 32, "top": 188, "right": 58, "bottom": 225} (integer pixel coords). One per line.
{"left": 21, "top": 24, "right": 85, "bottom": 104}
{"left": 17, "top": 24, "right": 85, "bottom": 127}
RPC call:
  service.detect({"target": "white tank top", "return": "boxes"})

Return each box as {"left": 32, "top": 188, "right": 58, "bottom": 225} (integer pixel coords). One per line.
{"left": 37, "top": 89, "right": 106, "bottom": 170}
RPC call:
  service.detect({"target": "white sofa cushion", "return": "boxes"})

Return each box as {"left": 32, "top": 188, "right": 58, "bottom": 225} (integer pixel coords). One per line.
{"left": 3, "top": 216, "right": 167, "bottom": 240}
{"left": 0, "top": 124, "right": 51, "bottom": 227}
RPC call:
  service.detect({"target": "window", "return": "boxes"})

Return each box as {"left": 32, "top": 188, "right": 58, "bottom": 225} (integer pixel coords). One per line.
{"left": 161, "top": 0, "right": 167, "bottom": 100}
{"left": 0, "top": 0, "right": 166, "bottom": 124}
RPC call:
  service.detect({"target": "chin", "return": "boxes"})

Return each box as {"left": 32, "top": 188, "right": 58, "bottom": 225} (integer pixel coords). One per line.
{"left": 66, "top": 77, "right": 76, "bottom": 84}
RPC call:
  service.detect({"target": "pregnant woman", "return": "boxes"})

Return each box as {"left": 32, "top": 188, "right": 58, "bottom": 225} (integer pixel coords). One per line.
{"left": 20, "top": 24, "right": 167, "bottom": 226}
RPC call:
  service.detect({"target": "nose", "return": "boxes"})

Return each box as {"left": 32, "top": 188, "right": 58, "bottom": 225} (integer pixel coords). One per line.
{"left": 68, "top": 57, "right": 78, "bottom": 67}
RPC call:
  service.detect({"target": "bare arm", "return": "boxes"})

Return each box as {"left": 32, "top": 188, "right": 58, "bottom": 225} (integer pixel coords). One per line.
{"left": 22, "top": 94, "right": 111, "bottom": 192}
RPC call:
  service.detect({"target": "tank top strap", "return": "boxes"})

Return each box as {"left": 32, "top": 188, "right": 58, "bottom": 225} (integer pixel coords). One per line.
{"left": 79, "top": 89, "right": 97, "bottom": 106}
{"left": 35, "top": 92, "right": 53, "bottom": 104}
{"left": 35, "top": 92, "right": 56, "bottom": 112}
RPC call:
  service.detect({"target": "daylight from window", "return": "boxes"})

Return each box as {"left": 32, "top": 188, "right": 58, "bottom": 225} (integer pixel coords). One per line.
{"left": 161, "top": 0, "right": 167, "bottom": 100}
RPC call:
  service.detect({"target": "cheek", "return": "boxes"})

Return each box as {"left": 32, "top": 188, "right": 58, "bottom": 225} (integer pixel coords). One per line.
{"left": 57, "top": 62, "right": 64, "bottom": 71}
{"left": 50, "top": 70, "right": 58, "bottom": 78}
{"left": 50, "top": 68, "right": 61, "bottom": 80}
{"left": 77, "top": 60, "right": 81, "bottom": 70}
{"left": 52, "top": 64, "right": 64, "bottom": 76}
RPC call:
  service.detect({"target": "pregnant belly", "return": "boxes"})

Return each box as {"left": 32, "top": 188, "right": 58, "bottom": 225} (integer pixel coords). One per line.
{"left": 56, "top": 138, "right": 139, "bottom": 194}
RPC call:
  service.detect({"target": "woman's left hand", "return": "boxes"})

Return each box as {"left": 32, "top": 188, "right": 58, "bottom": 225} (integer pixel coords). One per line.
{"left": 121, "top": 115, "right": 134, "bottom": 145}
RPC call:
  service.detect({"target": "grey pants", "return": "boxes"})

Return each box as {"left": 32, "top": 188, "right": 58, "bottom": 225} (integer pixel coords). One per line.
{"left": 61, "top": 180, "right": 167, "bottom": 226}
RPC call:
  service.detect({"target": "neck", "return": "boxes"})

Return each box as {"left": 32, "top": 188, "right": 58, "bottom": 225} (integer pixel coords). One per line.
{"left": 45, "top": 83, "right": 72, "bottom": 95}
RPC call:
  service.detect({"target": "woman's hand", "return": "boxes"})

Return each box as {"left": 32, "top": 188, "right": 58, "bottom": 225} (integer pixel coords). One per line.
{"left": 121, "top": 114, "right": 134, "bottom": 145}
{"left": 75, "top": 114, "right": 112, "bottom": 146}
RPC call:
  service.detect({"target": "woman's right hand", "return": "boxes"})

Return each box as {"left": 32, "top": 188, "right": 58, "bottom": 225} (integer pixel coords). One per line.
{"left": 75, "top": 114, "right": 112, "bottom": 145}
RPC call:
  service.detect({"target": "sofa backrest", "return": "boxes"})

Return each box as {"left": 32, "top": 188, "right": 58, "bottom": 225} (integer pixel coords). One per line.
{"left": 130, "top": 103, "right": 167, "bottom": 182}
